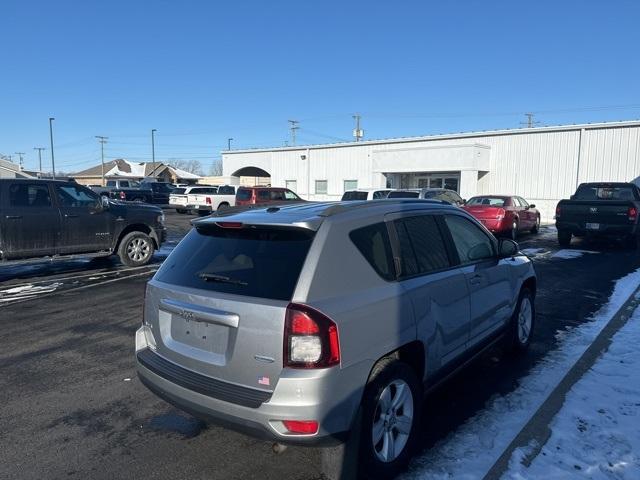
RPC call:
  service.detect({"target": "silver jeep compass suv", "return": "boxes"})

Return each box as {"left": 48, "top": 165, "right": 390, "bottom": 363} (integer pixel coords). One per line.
{"left": 136, "top": 200, "right": 536, "bottom": 478}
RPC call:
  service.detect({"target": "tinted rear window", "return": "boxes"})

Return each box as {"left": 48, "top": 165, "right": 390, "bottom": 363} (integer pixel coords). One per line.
{"left": 172, "top": 188, "right": 186, "bottom": 195}
{"left": 155, "top": 226, "right": 314, "bottom": 300}
{"left": 466, "top": 197, "right": 507, "bottom": 206}
{"left": 218, "top": 186, "right": 236, "bottom": 194}
{"left": 387, "top": 191, "right": 419, "bottom": 199}
{"left": 342, "top": 191, "right": 368, "bottom": 201}
{"left": 574, "top": 185, "right": 637, "bottom": 201}
{"left": 236, "top": 189, "right": 252, "bottom": 200}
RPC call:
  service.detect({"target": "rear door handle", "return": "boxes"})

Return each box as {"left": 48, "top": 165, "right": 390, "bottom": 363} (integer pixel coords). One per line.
{"left": 5, "top": 215, "right": 22, "bottom": 219}
{"left": 64, "top": 213, "right": 79, "bottom": 218}
{"left": 468, "top": 274, "right": 483, "bottom": 285}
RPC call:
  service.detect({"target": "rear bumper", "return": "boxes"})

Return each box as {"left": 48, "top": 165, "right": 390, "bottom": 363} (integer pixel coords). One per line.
{"left": 556, "top": 221, "right": 638, "bottom": 237}
{"left": 477, "top": 218, "right": 509, "bottom": 234}
{"left": 135, "top": 328, "right": 367, "bottom": 446}
{"left": 186, "top": 204, "right": 211, "bottom": 213}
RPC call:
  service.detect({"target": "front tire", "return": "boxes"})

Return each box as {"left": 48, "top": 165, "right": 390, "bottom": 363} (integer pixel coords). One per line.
{"left": 359, "top": 360, "right": 422, "bottom": 479}
{"left": 558, "top": 229, "right": 572, "bottom": 247}
{"left": 508, "top": 288, "right": 535, "bottom": 354}
{"left": 117, "top": 231, "right": 155, "bottom": 267}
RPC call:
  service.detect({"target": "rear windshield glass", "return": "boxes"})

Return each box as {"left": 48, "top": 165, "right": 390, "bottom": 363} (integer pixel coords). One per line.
{"left": 342, "top": 191, "right": 368, "bottom": 201}
{"left": 466, "top": 197, "right": 506, "bottom": 206}
{"left": 155, "top": 226, "right": 314, "bottom": 300}
{"left": 387, "top": 191, "right": 420, "bottom": 199}
{"left": 574, "top": 185, "right": 637, "bottom": 201}
{"left": 172, "top": 188, "right": 186, "bottom": 195}
{"left": 218, "top": 186, "right": 236, "bottom": 194}
{"left": 236, "top": 189, "right": 252, "bottom": 200}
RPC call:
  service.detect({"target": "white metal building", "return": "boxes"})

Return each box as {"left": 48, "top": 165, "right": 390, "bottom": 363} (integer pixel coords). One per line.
{"left": 222, "top": 120, "right": 640, "bottom": 222}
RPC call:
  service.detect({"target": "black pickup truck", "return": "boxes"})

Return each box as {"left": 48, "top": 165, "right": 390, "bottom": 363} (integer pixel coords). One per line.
{"left": 90, "top": 179, "right": 154, "bottom": 203}
{"left": 555, "top": 182, "right": 640, "bottom": 248}
{"left": 0, "top": 179, "right": 166, "bottom": 267}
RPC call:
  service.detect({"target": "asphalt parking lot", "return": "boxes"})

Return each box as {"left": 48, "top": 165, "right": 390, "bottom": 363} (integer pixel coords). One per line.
{"left": 2, "top": 211, "right": 640, "bottom": 480}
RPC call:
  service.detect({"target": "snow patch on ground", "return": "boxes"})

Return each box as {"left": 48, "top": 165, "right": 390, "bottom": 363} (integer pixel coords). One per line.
{"left": 504, "top": 307, "right": 640, "bottom": 479}
{"left": 0, "top": 282, "right": 62, "bottom": 303}
{"left": 521, "top": 248, "right": 547, "bottom": 256}
{"left": 404, "top": 267, "right": 640, "bottom": 480}
{"left": 551, "top": 250, "right": 599, "bottom": 260}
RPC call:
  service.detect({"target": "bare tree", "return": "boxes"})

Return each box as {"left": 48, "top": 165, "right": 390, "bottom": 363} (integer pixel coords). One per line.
{"left": 168, "top": 159, "right": 204, "bottom": 175}
{"left": 210, "top": 158, "right": 223, "bottom": 176}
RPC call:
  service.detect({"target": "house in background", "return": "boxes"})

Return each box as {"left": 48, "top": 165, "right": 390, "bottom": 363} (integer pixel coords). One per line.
{"left": 72, "top": 158, "right": 202, "bottom": 186}
{"left": 0, "top": 157, "right": 34, "bottom": 179}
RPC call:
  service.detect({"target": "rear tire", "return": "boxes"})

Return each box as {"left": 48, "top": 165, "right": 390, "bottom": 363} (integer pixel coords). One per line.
{"left": 507, "top": 288, "right": 535, "bottom": 354}
{"left": 117, "top": 231, "right": 155, "bottom": 267}
{"left": 218, "top": 202, "right": 230, "bottom": 211}
{"left": 531, "top": 215, "right": 540, "bottom": 234}
{"left": 558, "top": 229, "right": 572, "bottom": 247}
{"left": 359, "top": 359, "right": 422, "bottom": 480}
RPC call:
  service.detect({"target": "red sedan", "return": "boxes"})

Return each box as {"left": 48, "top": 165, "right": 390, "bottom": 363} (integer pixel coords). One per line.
{"left": 463, "top": 195, "right": 541, "bottom": 239}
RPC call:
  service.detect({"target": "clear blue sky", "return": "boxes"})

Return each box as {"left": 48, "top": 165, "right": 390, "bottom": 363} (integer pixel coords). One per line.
{"left": 2, "top": 0, "right": 640, "bottom": 174}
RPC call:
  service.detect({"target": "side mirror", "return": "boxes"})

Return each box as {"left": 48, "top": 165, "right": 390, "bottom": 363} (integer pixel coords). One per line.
{"left": 529, "top": 204, "right": 536, "bottom": 209}
{"left": 462, "top": 199, "right": 467, "bottom": 205}
{"left": 499, "top": 239, "right": 519, "bottom": 258}
{"left": 100, "top": 196, "right": 110, "bottom": 209}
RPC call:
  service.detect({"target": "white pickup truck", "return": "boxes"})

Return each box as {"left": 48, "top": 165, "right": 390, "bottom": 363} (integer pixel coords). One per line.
{"left": 187, "top": 185, "right": 237, "bottom": 215}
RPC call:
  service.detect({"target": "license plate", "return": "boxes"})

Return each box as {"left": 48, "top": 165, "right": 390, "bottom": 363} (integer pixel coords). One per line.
{"left": 585, "top": 223, "right": 600, "bottom": 230}
{"left": 171, "top": 316, "right": 228, "bottom": 353}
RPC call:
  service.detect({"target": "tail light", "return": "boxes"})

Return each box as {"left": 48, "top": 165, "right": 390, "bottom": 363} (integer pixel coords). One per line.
{"left": 284, "top": 303, "right": 340, "bottom": 369}
{"left": 496, "top": 208, "right": 506, "bottom": 220}
{"left": 555, "top": 205, "right": 561, "bottom": 218}
{"left": 629, "top": 206, "right": 638, "bottom": 222}
{"left": 206, "top": 197, "right": 212, "bottom": 205}
{"left": 120, "top": 191, "right": 126, "bottom": 200}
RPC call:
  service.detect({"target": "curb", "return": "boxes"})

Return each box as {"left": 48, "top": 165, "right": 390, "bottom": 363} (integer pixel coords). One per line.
{"left": 483, "top": 282, "right": 640, "bottom": 480}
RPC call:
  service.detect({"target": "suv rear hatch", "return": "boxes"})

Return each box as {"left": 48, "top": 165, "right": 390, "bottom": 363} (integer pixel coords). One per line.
{"left": 143, "top": 221, "right": 315, "bottom": 398}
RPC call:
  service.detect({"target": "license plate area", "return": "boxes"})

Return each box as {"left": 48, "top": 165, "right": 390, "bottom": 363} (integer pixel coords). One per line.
{"left": 585, "top": 222, "right": 600, "bottom": 230}
{"left": 170, "top": 316, "right": 229, "bottom": 354}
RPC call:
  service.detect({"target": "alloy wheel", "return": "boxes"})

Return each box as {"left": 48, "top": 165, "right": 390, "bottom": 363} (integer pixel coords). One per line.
{"left": 127, "top": 237, "right": 151, "bottom": 262}
{"left": 518, "top": 297, "right": 533, "bottom": 344}
{"left": 371, "top": 379, "right": 414, "bottom": 463}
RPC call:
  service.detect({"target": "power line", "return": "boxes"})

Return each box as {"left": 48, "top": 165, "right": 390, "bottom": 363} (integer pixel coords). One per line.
{"left": 353, "top": 113, "right": 363, "bottom": 142}
{"left": 95, "top": 136, "right": 108, "bottom": 186}
{"left": 14, "top": 152, "right": 26, "bottom": 168}
{"left": 520, "top": 113, "right": 541, "bottom": 128}
{"left": 33, "top": 147, "right": 46, "bottom": 175}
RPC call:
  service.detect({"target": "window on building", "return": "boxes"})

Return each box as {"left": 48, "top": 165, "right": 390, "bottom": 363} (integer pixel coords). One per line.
{"left": 315, "top": 180, "right": 328, "bottom": 195}
{"left": 344, "top": 180, "right": 358, "bottom": 191}
{"left": 443, "top": 177, "right": 459, "bottom": 192}
{"left": 285, "top": 180, "right": 297, "bottom": 192}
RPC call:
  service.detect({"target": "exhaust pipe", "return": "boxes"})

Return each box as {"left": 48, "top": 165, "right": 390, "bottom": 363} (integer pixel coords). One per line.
{"left": 272, "top": 442, "right": 287, "bottom": 455}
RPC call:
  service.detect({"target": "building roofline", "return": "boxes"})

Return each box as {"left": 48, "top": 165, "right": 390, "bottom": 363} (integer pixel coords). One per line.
{"left": 222, "top": 119, "right": 640, "bottom": 155}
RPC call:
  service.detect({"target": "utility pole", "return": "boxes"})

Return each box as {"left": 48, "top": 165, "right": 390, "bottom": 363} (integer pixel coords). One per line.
{"left": 95, "top": 136, "right": 108, "bottom": 186}
{"left": 14, "top": 152, "right": 26, "bottom": 169}
{"left": 227, "top": 137, "right": 233, "bottom": 150}
{"left": 521, "top": 113, "right": 540, "bottom": 129}
{"left": 151, "top": 129, "right": 157, "bottom": 179}
{"left": 49, "top": 117, "right": 56, "bottom": 179}
{"left": 34, "top": 147, "right": 46, "bottom": 177}
{"left": 352, "top": 113, "right": 364, "bottom": 142}
{"left": 288, "top": 120, "right": 299, "bottom": 146}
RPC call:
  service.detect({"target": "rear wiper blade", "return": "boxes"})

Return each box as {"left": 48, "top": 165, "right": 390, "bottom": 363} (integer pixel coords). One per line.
{"left": 198, "top": 272, "right": 248, "bottom": 286}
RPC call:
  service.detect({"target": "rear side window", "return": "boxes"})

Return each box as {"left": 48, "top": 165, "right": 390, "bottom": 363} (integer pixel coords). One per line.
{"left": 257, "top": 190, "right": 270, "bottom": 200}
{"left": 388, "top": 191, "right": 419, "bottom": 199}
{"left": 155, "top": 226, "right": 314, "bottom": 301}
{"left": 218, "top": 186, "right": 236, "bottom": 194}
{"left": 8, "top": 183, "right": 52, "bottom": 207}
{"left": 394, "top": 215, "right": 450, "bottom": 277}
{"left": 372, "top": 190, "right": 390, "bottom": 199}
{"left": 342, "top": 191, "right": 368, "bottom": 201}
{"left": 236, "top": 189, "right": 252, "bottom": 200}
{"left": 349, "top": 223, "right": 395, "bottom": 281}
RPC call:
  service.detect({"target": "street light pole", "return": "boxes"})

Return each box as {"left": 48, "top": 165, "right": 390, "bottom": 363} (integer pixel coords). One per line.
{"left": 151, "top": 129, "right": 157, "bottom": 179}
{"left": 49, "top": 117, "right": 56, "bottom": 179}
{"left": 227, "top": 137, "right": 233, "bottom": 150}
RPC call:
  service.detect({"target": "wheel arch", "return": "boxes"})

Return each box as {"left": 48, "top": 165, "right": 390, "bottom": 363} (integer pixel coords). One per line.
{"left": 113, "top": 223, "right": 157, "bottom": 252}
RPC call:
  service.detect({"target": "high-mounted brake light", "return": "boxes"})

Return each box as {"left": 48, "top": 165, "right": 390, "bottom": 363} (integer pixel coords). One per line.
{"left": 215, "top": 222, "right": 243, "bottom": 229}
{"left": 284, "top": 304, "right": 340, "bottom": 369}
{"left": 629, "top": 206, "right": 638, "bottom": 222}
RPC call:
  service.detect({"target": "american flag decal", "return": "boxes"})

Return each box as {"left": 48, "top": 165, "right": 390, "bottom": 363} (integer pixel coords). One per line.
{"left": 258, "top": 376, "right": 270, "bottom": 386}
